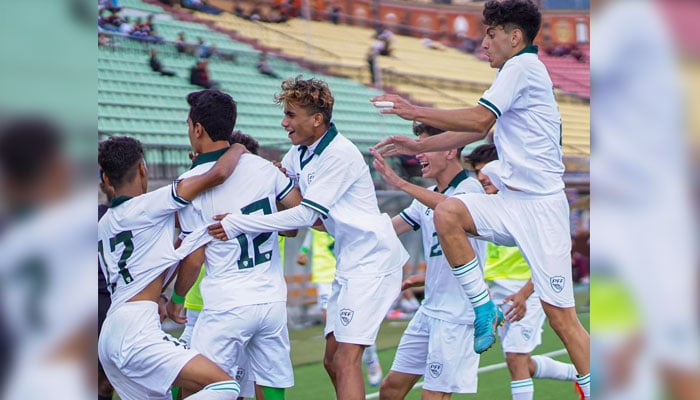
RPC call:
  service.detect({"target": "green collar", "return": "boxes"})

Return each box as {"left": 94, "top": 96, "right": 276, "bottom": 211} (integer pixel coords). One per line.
{"left": 437, "top": 169, "right": 469, "bottom": 194}
{"left": 313, "top": 123, "right": 338, "bottom": 156}
{"left": 501, "top": 45, "right": 539, "bottom": 71}
{"left": 110, "top": 195, "right": 133, "bottom": 208}
{"left": 191, "top": 147, "right": 228, "bottom": 169}
{"left": 514, "top": 44, "right": 539, "bottom": 57}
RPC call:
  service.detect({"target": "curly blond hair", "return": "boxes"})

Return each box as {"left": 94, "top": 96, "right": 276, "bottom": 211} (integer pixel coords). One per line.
{"left": 274, "top": 75, "right": 334, "bottom": 125}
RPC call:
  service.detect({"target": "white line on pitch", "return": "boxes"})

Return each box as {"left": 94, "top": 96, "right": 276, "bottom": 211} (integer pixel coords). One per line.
{"left": 365, "top": 348, "right": 568, "bottom": 399}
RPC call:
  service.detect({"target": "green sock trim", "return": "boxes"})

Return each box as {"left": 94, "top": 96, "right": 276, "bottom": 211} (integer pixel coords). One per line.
{"left": 261, "top": 386, "right": 285, "bottom": 400}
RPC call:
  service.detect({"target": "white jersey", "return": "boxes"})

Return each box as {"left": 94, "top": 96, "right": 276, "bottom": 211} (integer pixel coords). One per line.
{"left": 98, "top": 182, "right": 213, "bottom": 310}
{"left": 399, "top": 171, "right": 486, "bottom": 324}
{"left": 478, "top": 45, "right": 564, "bottom": 195}
{"left": 178, "top": 151, "right": 294, "bottom": 310}
{"left": 281, "top": 123, "right": 408, "bottom": 278}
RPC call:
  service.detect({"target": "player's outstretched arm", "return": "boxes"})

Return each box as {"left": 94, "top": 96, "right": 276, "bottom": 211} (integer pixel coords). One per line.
{"left": 176, "top": 143, "right": 247, "bottom": 201}
{"left": 370, "top": 94, "right": 496, "bottom": 133}
{"left": 371, "top": 148, "right": 447, "bottom": 210}
{"left": 374, "top": 130, "right": 489, "bottom": 158}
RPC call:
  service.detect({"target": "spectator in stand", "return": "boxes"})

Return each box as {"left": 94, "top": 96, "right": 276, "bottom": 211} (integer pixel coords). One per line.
{"left": 256, "top": 52, "right": 280, "bottom": 79}
{"left": 181, "top": 0, "right": 223, "bottom": 14}
{"left": 149, "top": 49, "right": 177, "bottom": 77}
{"left": 175, "top": 32, "right": 196, "bottom": 55}
{"left": 329, "top": 4, "right": 341, "bottom": 25}
{"left": 190, "top": 59, "right": 219, "bottom": 89}
{"left": 119, "top": 16, "right": 133, "bottom": 34}
{"left": 99, "top": 0, "right": 122, "bottom": 14}
{"left": 198, "top": 37, "right": 215, "bottom": 59}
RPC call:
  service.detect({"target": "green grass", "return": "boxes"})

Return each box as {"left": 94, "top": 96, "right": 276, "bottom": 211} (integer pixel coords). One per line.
{"left": 287, "top": 312, "right": 589, "bottom": 399}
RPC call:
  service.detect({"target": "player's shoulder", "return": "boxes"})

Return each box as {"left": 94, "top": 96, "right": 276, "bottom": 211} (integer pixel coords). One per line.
{"left": 454, "top": 176, "right": 484, "bottom": 195}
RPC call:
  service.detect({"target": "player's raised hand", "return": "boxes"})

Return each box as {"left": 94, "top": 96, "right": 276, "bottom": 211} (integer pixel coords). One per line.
{"left": 373, "top": 135, "right": 422, "bottom": 157}
{"left": 296, "top": 253, "right": 308, "bottom": 266}
{"left": 369, "top": 94, "right": 418, "bottom": 121}
{"left": 370, "top": 148, "right": 406, "bottom": 190}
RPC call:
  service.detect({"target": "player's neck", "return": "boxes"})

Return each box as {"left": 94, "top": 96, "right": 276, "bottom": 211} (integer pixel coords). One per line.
{"left": 435, "top": 163, "right": 464, "bottom": 192}
{"left": 198, "top": 140, "right": 229, "bottom": 155}
{"left": 114, "top": 181, "right": 146, "bottom": 199}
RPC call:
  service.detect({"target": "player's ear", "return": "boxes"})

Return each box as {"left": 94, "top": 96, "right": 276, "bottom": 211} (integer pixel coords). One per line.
{"left": 313, "top": 113, "right": 323, "bottom": 128}
{"left": 511, "top": 28, "right": 522, "bottom": 47}
{"left": 138, "top": 159, "right": 148, "bottom": 177}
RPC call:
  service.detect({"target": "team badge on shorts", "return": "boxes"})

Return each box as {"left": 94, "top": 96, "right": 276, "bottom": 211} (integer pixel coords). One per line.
{"left": 235, "top": 367, "right": 246, "bottom": 381}
{"left": 428, "top": 362, "right": 443, "bottom": 378}
{"left": 340, "top": 308, "right": 354, "bottom": 326}
{"left": 550, "top": 276, "right": 565, "bottom": 293}
{"left": 521, "top": 327, "right": 533, "bottom": 341}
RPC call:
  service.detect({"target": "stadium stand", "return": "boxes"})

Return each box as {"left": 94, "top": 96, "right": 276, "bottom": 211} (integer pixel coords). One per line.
{"left": 165, "top": 2, "right": 589, "bottom": 157}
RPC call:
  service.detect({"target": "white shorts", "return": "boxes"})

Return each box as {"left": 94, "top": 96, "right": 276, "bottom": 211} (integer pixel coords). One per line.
{"left": 390, "top": 309, "right": 479, "bottom": 394}
{"left": 489, "top": 280, "right": 546, "bottom": 353}
{"left": 455, "top": 190, "right": 574, "bottom": 307}
{"left": 233, "top": 351, "right": 256, "bottom": 399}
{"left": 191, "top": 302, "right": 294, "bottom": 388}
{"left": 325, "top": 269, "right": 402, "bottom": 345}
{"left": 317, "top": 282, "right": 333, "bottom": 310}
{"left": 98, "top": 301, "right": 198, "bottom": 400}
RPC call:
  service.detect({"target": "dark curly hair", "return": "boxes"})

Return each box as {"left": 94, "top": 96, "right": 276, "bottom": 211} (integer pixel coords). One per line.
{"left": 274, "top": 75, "right": 334, "bottom": 125}
{"left": 187, "top": 89, "right": 237, "bottom": 142}
{"left": 483, "top": 0, "right": 541, "bottom": 45}
{"left": 229, "top": 130, "right": 259, "bottom": 155}
{"left": 98, "top": 136, "right": 144, "bottom": 189}
{"left": 464, "top": 143, "right": 498, "bottom": 169}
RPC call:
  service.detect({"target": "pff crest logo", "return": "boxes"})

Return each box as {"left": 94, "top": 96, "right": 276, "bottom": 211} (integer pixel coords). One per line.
{"left": 550, "top": 276, "right": 565, "bottom": 293}
{"left": 428, "top": 362, "right": 443, "bottom": 378}
{"left": 521, "top": 327, "right": 533, "bottom": 341}
{"left": 340, "top": 308, "right": 354, "bottom": 326}
{"left": 235, "top": 368, "right": 246, "bottom": 381}
{"left": 307, "top": 172, "right": 315, "bottom": 185}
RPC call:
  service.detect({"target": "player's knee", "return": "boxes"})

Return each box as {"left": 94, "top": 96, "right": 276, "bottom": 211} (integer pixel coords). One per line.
{"left": 379, "top": 377, "right": 400, "bottom": 400}
{"left": 434, "top": 199, "right": 466, "bottom": 231}
{"left": 323, "top": 354, "right": 335, "bottom": 376}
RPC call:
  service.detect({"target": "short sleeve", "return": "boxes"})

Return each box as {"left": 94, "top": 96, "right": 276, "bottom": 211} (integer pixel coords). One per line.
{"left": 478, "top": 62, "right": 527, "bottom": 118}
{"left": 139, "top": 182, "right": 190, "bottom": 221}
{"left": 452, "top": 177, "right": 485, "bottom": 196}
{"left": 300, "top": 154, "right": 354, "bottom": 218}
{"left": 399, "top": 198, "right": 424, "bottom": 231}
{"left": 272, "top": 166, "right": 295, "bottom": 202}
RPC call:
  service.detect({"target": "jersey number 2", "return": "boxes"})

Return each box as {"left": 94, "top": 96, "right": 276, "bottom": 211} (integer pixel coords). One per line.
{"left": 235, "top": 198, "right": 274, "bottom": 269}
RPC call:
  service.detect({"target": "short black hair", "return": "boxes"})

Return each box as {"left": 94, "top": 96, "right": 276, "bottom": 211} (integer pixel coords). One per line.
{"left": 229, "top": 130, "right": 259, "bottom": 155}
{"left": 412, "top": 122, "right": 464, "bottom": 156}
{"left": 464, "top": 143, "right": 498, "bottom": 169}
{"left": 98, "top": 136, "right": 144, "bottom": 189}
{"left": 483, "top": 0, "right": 541, "bottom": 45}
{"left": 187, "top": 89, "right": 237, "bottom": 142}
{"left": 0, "top": 118, "right": 62, "bottom": 188}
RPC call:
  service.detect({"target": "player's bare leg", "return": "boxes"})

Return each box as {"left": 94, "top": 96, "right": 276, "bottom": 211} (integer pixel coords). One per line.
{"left": 433, "top": 198, "right": 503, "bottom": 353}
{"left": 324, "top": 333, "right": 339, "bottom": 387}
{"left": 379, "top": 371, "right": 420, "bottom": 400}
{"left": 329, "top": 339, "right": 366, "bottom": 400}
{"left": 176, "top": 355, "right": 240, "bottom": 399}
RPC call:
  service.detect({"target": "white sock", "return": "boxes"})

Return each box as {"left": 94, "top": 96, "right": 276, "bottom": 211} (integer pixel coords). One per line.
{"left": 451, "top": 258, "right": 490, "bottom": 307}
{"left": 363, "top": 344, "right": 379, "bottom": 366}
{"left": 576, "top": 373, "right": 590, "bottom": 399}
{"left": 185, "top": 380, "right": 241, "bottom": 400}
{"left": 532, "top": 355, "right": 577, "bottom": 381}
{"left": 510, "top": 378, "right": 534, "bottom": 400}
